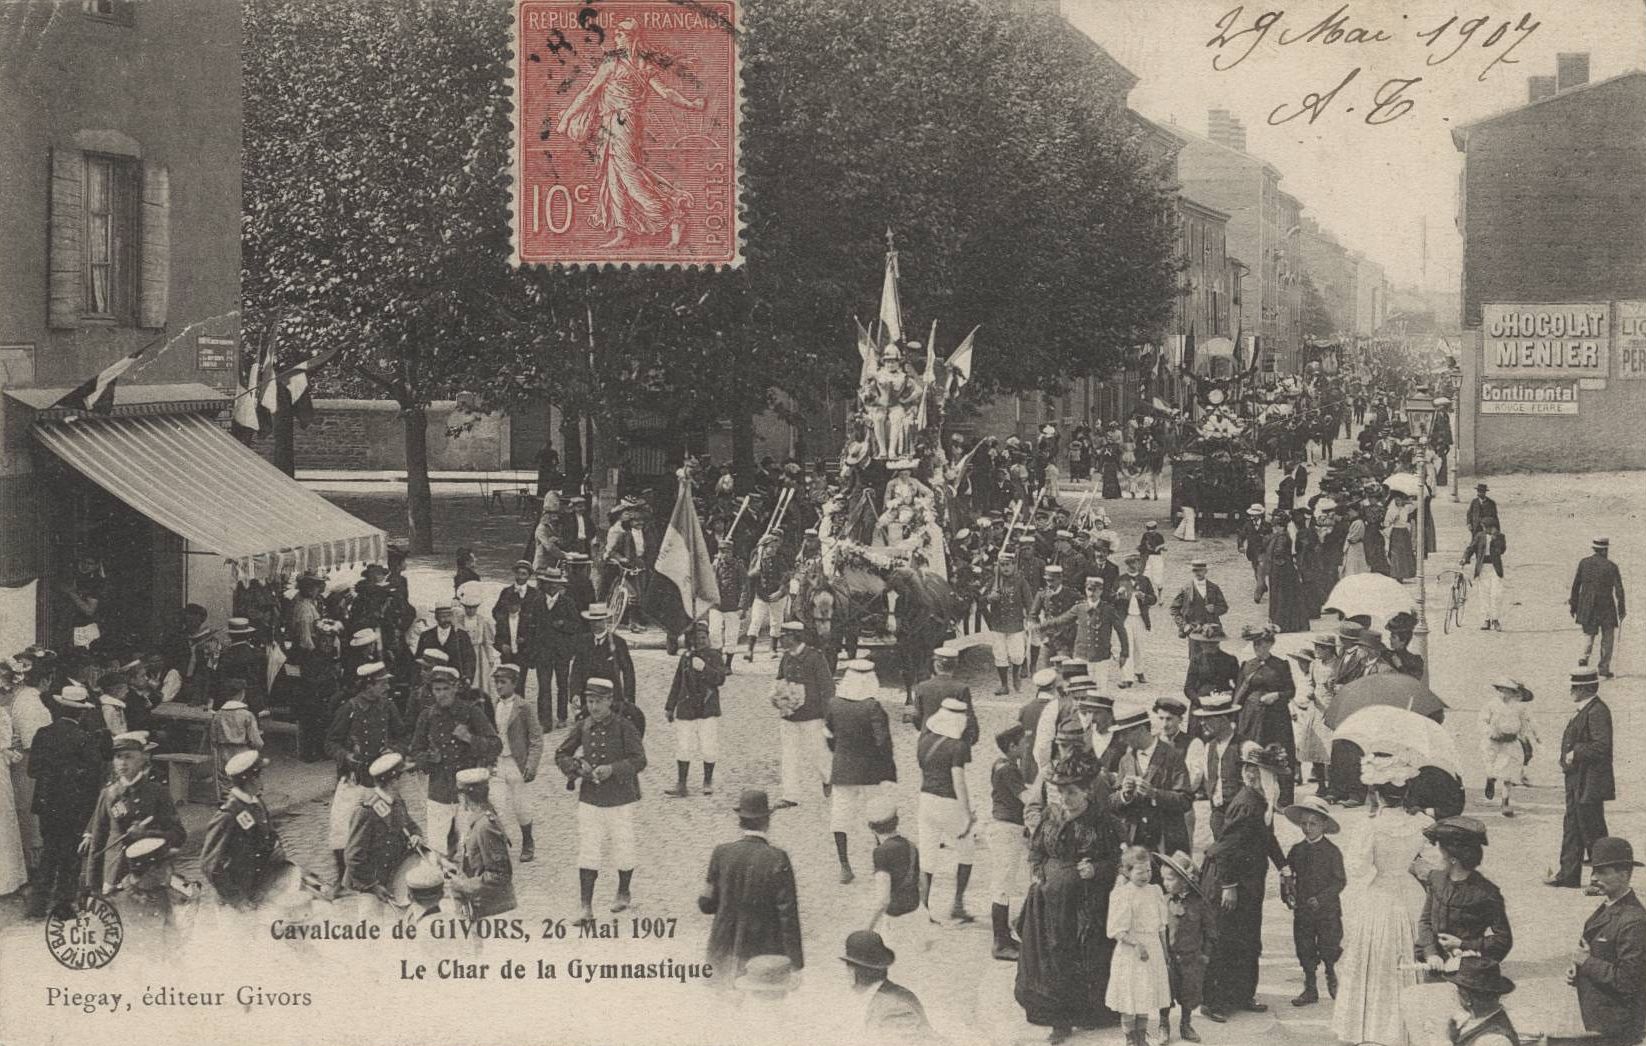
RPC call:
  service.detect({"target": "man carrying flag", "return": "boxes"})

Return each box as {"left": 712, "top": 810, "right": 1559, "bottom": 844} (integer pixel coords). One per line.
{"left": 655, "top": 468, "right": 721, "bottom": 645}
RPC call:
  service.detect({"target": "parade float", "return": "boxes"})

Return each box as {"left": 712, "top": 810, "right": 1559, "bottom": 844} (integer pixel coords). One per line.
{"left": 1169, "top": 342, "right": 1266, "bottom": 535}
{"left": 815, "top": 235, "right": 976, "bottom": 648}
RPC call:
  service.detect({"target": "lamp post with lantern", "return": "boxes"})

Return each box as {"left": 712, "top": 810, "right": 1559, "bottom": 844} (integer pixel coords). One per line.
{"left": 1403, "top": 391, "right": 1436, "bottom": 680}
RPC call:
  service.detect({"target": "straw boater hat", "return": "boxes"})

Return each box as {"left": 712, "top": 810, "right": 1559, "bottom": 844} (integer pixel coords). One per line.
{"left": 1109, "top": 699, "right": 1152, "bottom": 733}
{"left": 419, "top": 648, "right": 451, "bottom": 665}
{"left": 581, "top": 602, "right": 613, "bottom": 622}
{"left": 349, "top": 629, "right": 379, "bottom": 649}
{"left": 355, "top": 661, "right": 390, "bottom": 680}
{"left": 1151, "top": 851, "right": 1202, "bottom": 896}
{"left": 55, "top": 684, "right": 93, "bottom": 709}
{"left": 1192, "top": 691, "right": 1241, "bottom": 718}
{"left": 1282, "top": 795, "right": 1341, "bottom": 834}
{"left": 1153, "top": 694, "right": 1189, "bottom": 717}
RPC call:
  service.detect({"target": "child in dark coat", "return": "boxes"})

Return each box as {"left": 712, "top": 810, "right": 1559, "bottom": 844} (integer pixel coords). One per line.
{"left": 1156, "top": 850, "right": 1212, "bottom": 1043}
{"left": 1281, "top": 797, "right": 1346, "bottom": 1006}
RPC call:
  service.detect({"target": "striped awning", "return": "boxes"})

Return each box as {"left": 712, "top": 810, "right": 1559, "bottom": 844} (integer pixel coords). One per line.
{"left": 34, "top": 412, "right": 384, "bottom": 581}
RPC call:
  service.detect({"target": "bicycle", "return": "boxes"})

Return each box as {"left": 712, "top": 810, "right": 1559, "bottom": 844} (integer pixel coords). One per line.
{"left": 1438, "top": 569, "right": 1469, "bottom": 633}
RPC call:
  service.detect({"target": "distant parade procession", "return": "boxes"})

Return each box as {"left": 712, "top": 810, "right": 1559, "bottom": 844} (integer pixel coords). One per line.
{"left": 3, "top": 232, "right": 1641, "bottom": 1046}
{"left": 7, "top": 2, "right": 1646, "bottom": 1042}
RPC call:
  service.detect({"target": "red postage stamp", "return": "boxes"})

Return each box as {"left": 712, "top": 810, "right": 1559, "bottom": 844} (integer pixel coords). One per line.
{"left": 512, "top": 1, "right": 742, "bottom": 268}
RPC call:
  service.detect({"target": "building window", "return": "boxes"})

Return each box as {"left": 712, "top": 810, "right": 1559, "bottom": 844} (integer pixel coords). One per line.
{"left": 83, "top": 154, "right": 137, "bottom": 321}
{"left": 81, "top": 0, "right": 135, "bottom": 25}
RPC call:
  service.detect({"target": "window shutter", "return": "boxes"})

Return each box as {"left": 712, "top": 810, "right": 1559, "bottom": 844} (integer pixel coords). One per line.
{"left": 137, "top": 159, "right": 169, "bottom": 329}
{"left": 48, "top": 148, "right": 85, "bottom": 329}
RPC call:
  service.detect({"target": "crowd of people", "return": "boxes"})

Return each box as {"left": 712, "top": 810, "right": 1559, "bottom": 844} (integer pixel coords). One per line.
{"left": 0, "top": 362, "right": 1640, "bottom": 1046}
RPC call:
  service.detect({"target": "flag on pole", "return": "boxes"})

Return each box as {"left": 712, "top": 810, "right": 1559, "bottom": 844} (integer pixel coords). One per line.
{"left": 232, "top": 336, "right": 272, "bottom": 438}
{"left": 52, "top": 342, "right": 152, "bottom": 415}
{"left": 654, "top": 475, "right": 720, "bottom": 632}
{"left": 944, "top": 325, "right": 978, "bottom": 397}
{"left": 923, "top": 319, "right": 937, "bottom": 384}
{"left": 879, "top": 235, "right": 902, "bottom": 344}
{"left": 266, "top": 344, "right": 342, "bottom": 428}
{"left": 854, "top": 317, "right": 878, "bottom": 385}
{"left": 1182, "top": 323, "right": 1197, "bottom": 374}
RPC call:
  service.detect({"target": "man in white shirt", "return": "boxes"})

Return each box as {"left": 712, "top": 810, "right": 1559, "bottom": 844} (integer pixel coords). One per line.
{"left": 1185, "top": 691, "right": 1242, "bottom": 842}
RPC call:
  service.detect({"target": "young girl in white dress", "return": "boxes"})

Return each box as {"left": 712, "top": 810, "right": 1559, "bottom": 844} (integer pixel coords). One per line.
{"left": 1107, "top": 845, "right": 1172, "bottom": 1046}
{"left": 1479, "top": 679, "right": 1533, "bottom": 816}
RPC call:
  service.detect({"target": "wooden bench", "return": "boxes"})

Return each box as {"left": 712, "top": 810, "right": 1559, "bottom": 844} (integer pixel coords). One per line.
{"left": 152, "top": 752, "right": 210, "bottom": 805}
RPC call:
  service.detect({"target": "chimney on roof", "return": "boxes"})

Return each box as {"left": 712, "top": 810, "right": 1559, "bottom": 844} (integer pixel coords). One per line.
{"left": 1207, "top": 109, "right": 1246, "bottom": 152}
{"left": 1528, "top": 75, "right": 1557, "bottom": 103}
{"left": 1556, "top": 53, "right": 1589, "bottom": 92}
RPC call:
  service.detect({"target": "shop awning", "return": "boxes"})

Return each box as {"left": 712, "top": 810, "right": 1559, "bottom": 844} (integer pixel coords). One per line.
{"left": 33, "top": 412, "right": 384, "bottom": 580}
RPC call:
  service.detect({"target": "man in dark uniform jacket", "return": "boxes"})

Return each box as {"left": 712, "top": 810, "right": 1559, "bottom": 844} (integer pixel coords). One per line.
{"left": 325, "top": 663, "right": 408, "bottom": 878}
{"left": 200, "top": 751, "right": 290, "bottom": 909}
{"left": 570, "top": 604, "right": 637, "bottom": 712}
{"left": 494, "top": 560, "right": 550, "bottom": 709}
{"left": 1571, "top": 836, "right": 1646, "bottom": 1046}
{"left": 410, "top": 667, "right": 503, "bottom": 859}
{"left": 1570, "top": 537, "right": 1626, "bottom": 678}
{"left": 343, "top": 752, "right": 423, "bottom": 895}
{"left": 25, "top": 689, "right": 106, "bottom": 917}
{"left": 1465, "top": 483, "right": 1499, "bottom": 535}
{"left": 81, "top": 732, "right": 188, "bottom": 894}
{"left": 698, "top": 789, "right": 804, "bottom": 987}
{"left": 1547, "top": 667, "right": 1615, "bottom": 889}
{"left": 450, "top": 767, "right": 516, "bottom": 918}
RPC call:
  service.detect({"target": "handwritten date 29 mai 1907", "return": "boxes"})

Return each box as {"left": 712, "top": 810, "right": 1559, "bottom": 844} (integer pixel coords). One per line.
{"left": 1208, "top": 4, "right": 1542, "bottom": 127}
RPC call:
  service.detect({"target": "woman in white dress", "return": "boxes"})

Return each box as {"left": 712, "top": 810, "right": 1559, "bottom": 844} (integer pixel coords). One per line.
{"left": 1, "top": 661, "right": 50, "bottom": 870}
{"left": 0, "top": 704, "right": 29, "bottom": 896}
{"left": 1478, "top": 679, "right": 1531, "bottom": 817}
{"left": 1331, "top": 754, "right": 1434, "bottom": 1046}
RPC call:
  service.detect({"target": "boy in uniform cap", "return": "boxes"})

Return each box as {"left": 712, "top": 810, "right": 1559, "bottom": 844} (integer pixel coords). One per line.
{"left": 110, "top": 837, "right": 187, "bottom": 948}
{"left": 324, "top": 661, "right": 408, "bottom": 881}
{"left": 1570, "top": 836, "right": 1646, "bottom": 1045}
{"left": 81, "top": 732, "right": 187, "bottom": 895}
{"left": 402, "top": 860, "right": 450, "bottom": 940}
{"left": 1281, "top": 796, "right": 1345, "bottom": 1005}
{"left": 451, "top": 766, "right": 516, "bottom": 917}
{"left": 486, "top": 663, "right": 543, "bottom": 860}
{"left": 745, "top": 530, "right": 794, "bottom": 661}
{"left": 1570, "top": 537, "right": 1626, "bottom": 679}
{"left": 698, "top": 788, "right": 804, "bottom": 989}
{"left": 1029, "top": 564, "right": 1078, "bottom": 665}
{"left": 25, "top": 685, "right": 105, "bottom": 918}
{"left": 556, "top": 678, "right": 647, "bottom": 921}
{"left": 343, "top": 752, "right": 423, "bottom": 897}
{"left": 199, "top": 752, "right": 291, "bottom": 909}
{"left": 415, "top": 600, "right": 477, "bottom": 695}
{"left": 825, "top": 659, "right": 897, "bottom": 884}
{"left": 984, "top": 551, "right": 1036, "bottom": 695}
{"left": 664, "top": 621, "right": 728, "bottom": 799}
{"left": 493, "top": 559, "right": 549, "bottom": 705}
{"left": 410, "top": 663, "right": 502, "bottom": 859}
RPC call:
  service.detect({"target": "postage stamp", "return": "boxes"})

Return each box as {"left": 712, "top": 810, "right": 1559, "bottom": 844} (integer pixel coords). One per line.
{"left": 512, "top": 0, "right": 742, "bottom": 268}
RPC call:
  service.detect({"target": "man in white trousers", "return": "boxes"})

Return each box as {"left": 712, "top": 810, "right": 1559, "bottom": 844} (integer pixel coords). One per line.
{"left": 1115, "top": 551, "right": 1158, "bottom": 686}
{"left": 772, "top": 622, "right": 833, "bottom": 810}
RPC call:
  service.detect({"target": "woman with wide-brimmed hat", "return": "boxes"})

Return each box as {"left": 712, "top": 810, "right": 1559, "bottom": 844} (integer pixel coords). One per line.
{"left": 1014, "top": 750, "right": 1127, "bottom": 1042}
{"left": 1199, "top": 741, "right": 1289, "bottom": 1023}
{"left": 1478, "top": 678, "right": 1533, "bottom": 817}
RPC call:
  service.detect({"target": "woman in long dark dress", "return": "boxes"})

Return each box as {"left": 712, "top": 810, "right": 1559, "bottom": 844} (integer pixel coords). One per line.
{"left": 1016, "top": 751, "right": 1126, "bottom": 1043}
{"left": 1200, "top": 742, "right": 1289, "bottom": 1022}
{"left": 1265, "top": 515, "right": 1311, "bottom": 632}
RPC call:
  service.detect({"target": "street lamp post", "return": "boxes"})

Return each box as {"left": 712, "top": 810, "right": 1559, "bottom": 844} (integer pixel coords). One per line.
{"left": 1404, "top": 391, "right": 1436, "bottom": 682}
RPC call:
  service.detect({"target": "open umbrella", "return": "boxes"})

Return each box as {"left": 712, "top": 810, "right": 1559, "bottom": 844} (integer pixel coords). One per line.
{"left": 1383, "top": 472, "right": 1423, "bottom": 497}
{"left": 1324, "top": 573, "right": 1416, "bottom": 623}
{"left": 1333, "top": 705, "right": 1462, "bottom": 777}
{"left": 1325, "top": 672, "right": 1447, "bottom": 730}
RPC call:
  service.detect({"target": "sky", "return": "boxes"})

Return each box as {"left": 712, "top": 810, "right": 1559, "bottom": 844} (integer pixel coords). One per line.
{"left": 1066, "top": 0, "right": 1646, "bottom": 292}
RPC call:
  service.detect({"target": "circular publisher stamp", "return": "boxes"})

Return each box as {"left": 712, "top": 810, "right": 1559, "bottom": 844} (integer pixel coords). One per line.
{"left": 45, "top": 897, "right": 123, "bottom": 970}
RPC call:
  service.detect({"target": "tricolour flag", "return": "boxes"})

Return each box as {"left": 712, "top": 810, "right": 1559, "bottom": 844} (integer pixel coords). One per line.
{"left": 52, "top": 343, "right": 151, "bottom": 415}
{"left": 232, "top": 336, "right": 272, "bottom": 439}
{"left": 855, "top": 317, "right": 878, "bottom": 386}
{"left": 945, "top": 326, "right": 978, "bottom": 397}
{"left": 878, "top": 237, "right": 902, "bottom": 344}
{"left": 265, "top": 344, "right": 342, "bottom": 428}
{"left": 654, "top": 475, "right": 720, "bottom": 633}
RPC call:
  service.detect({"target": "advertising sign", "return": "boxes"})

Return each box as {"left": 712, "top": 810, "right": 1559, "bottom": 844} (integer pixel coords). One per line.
{"left": 1479, "top": 379, "right": 1580, "bottom": 415}
{"left": 1616, "top": 301, "right": 1646, "bottom": 379}
{"left": 1482, "top": 303, "right": 1609, "bottom": 378}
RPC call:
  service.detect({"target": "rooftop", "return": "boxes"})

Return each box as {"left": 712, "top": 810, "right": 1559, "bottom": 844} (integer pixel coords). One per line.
{"left": 1451, "top": 69, "right": 1646, "bottom": 150}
